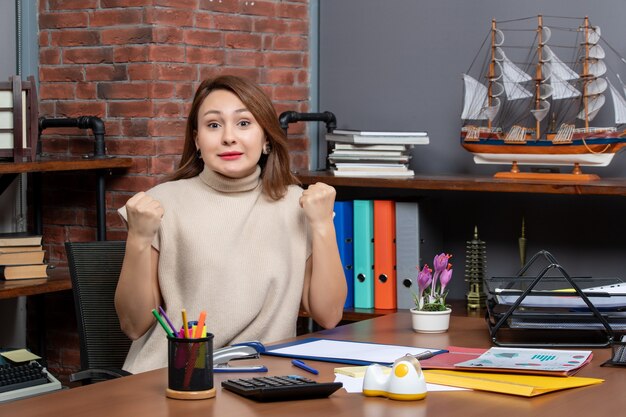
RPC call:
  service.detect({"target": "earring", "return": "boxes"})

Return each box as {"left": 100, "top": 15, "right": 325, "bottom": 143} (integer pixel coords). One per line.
{"left": 262, "top": 143, "right": 271, "bottom": 155}
{"left": 196, "top": 149, "right": 202, "bottom": 159}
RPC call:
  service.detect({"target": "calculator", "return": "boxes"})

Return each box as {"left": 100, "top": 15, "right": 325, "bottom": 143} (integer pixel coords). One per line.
{"left": 221, "top": 375, "right": 343, "bottom": 402}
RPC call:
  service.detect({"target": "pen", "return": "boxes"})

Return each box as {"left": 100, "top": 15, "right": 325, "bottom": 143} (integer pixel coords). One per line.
{"left": 151, "top": 308, "right": 174, "bottom": 338}
{"left": 181, "top": 309, "right": 189, "bottom": 338}
{"left": 194, "top": 311, "right": 207, "bottom": 339}
{"left": 158, "top": 306, "right": 178, "bottom": 335}
{"left": 412, "top": 350, "right": 435, "bottom": 361}
{"left": 291, "top": 359, "right": 319, "bottom": 375}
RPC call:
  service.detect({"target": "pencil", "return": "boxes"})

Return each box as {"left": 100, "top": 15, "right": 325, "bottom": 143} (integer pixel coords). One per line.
{"left": 158, "top": 306, "right": 178, "bottom": 335}
{"left": 181, "top": 309, "right": 189, "bottom": 338}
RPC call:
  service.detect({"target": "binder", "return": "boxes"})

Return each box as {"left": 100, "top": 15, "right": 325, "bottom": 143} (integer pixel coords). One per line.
{"left": 353, "top": 200, "right": 374, "bottom": 308}
{"left": 333, "top": 201, "right": 354, "bottom": 309}
{"left": 374, "top": 200, "right": 396, "bottom": 310}
{"left": 395, "top": 201, "right": 420, "bottom": 309}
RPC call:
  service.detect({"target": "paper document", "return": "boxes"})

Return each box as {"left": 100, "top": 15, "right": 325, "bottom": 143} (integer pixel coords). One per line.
{"left": 264, "top": 338, "right": 446, "bottom": 365}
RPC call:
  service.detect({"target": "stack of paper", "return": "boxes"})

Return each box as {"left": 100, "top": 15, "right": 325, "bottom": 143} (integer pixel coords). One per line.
{"left": 326, "top": 130, "right": 429, "bottom": 178}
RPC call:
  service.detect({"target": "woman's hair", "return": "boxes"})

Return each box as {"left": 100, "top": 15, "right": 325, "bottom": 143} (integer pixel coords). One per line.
{"left": 167, "top": 75, "right": 299, "bottom": 200}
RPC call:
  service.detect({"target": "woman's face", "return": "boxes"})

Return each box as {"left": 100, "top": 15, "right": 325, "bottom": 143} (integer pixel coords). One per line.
{"left": 195, "top": 89, "right": 267, "bottom": 179}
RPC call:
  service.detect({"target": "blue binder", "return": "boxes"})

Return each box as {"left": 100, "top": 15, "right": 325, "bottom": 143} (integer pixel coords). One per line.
{"left": 333, "top": 201, "right": 354, "bottom": 309}
{"left": 353, "top": 200, "right": 374, "bottom": 308}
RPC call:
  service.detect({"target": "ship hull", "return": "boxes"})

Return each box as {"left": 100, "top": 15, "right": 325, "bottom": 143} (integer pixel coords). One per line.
{"left": 460, "top": 131, "right": 626, "bottom": 166}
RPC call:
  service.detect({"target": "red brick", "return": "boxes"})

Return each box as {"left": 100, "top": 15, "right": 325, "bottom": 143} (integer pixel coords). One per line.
{"left": 76, "top": 82, "right": 97, "bottom": 99}
{"left": 40, "top": 67, "right": 85, "bottom": 82}
{"left": 199, "top": 66, "right": 260, "bottom": 82}
{"left": 152, "top": 27, "right": 184, "bottom": 44}
{"left": 145, "top": 8, "right": 195, "bottom": 27}
{"left": 224, "top": 33, "right": 262, "bottom": 49}
{"left": 155, "top": 138, "right": 184, "bottom": 155}
{"left": 241, "top": 0, "right": 275, "bottom": 17}
{"left": 273, "top": 35, "right": 307, "bottom": 51}
{"left": 98, "top": 83, "right": 150, "bottom": 99}
{"left": 175, "top": 83, "right": 194, "bottom": 99}
{"left": 63, "top": 47, "right": 114, "bottom": 64}
{"left": 213, "top": 14, "right": 254, "bottom": 31}
{"left": 39, "top": 84, "right": 76, "bottom": 100}
{"left": 48, "top": 0, "right": 98, "bottom": 10}
{"left": 128, "top": 63, "right": 156, "bottom": 80}
{"left": 199, "top": 0, "right": 239, "bottom": 13}
{"left": 85, "top": 65, "right": 128, "bottom": 81}
{"left": 148, "top": 45, "right": 186, "bottom": 62}
{"left": 113, "top": 175, "right": 160, "bottom": 192}
{"left": 290, "top": 152, "right": 309, "bottom": 171}
{"left": 39, "top": 31, "right": 50, "bottom": 47}
{"left": 151, "top": 155, "right": 179, "bottom": 174}
{"left": 183, "top": 29, "right": 222, "bottom": 47}
{"left": 114, "top": 46, "right": 149, "bottom": 62}
{"left": 89, "top": 9, "right": 144, "bottom": 27}
{"left": 149, "top": 82, "right": 175, "bottom": 99}
{"left": 155, "top": 64, "right": 195, "bottom": 81}
{"left": 253, "top": 18, "right": 289, "bottom": 33}
{"left": 51, "top": 29, "right": 99, "bottom": 47}
{"left": 56, "top": 101, "right": 106, "bottom": 117}
{"left": 101, "top": 0, "right": 152, "bottom": 7}
{"left": 274, "top": 85, "right": 308, "bottom": 101}
{"left": 101, "top": 27, "right": 153, "bottom": 45}
{"left": 40, "top": 48, "right": 61, "bottom": 65}
{"left": 121, "top": 119, "right": 150, "bottom": 136}
{"left": 148, "top": 119, "right": 186, "bottom": 136}
{"left": 187, "top": 47, "right": 225, "bottom": 65}
{"left": 153, "top": 102, "right": 184, "bottom": 118}
{"left": 277, "top": 3, "right": 308, "bottom": 19}
{"left": 108, "top": 138, "right": 157, "bottom": 155}
{"left": 108, "top": 100, "right": 153, "bottom": 118}
{"left": 155, "top": 0, "right": 199, "bottom": 7}
{"left": 263, "top": 68, "right": 296, "bottom": 85}
{"left": 40, "top": 12, "right": 88, "bottom": 29}
{"left": 287, "top": 19, "right": 308, "bottom": 34}
{"left": 264, "top": 51, "right": 305, "bottom": 67}
{"left": 227, "top": 50, "right": 264, "bottom": 66}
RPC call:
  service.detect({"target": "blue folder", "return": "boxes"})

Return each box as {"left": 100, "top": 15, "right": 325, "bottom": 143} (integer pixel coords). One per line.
{"left": 334, "top": 201, "right": 354, "bottom": 309}
{"left": 353, "top": 200, "right": 374, "bottom": 308}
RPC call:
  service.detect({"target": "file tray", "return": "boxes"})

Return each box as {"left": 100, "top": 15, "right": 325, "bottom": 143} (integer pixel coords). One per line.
{"left": 484, "top": 250, "right": 621, "bottom": 348}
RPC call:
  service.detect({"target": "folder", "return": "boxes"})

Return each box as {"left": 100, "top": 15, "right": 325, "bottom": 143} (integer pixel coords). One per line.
{"left": 333, "top": 201, "right": 354, "bottom": 309}
{"left": 353, "top": 200, "right": 374, "bottom": 308}
{"left": 422, "top": 369, "right": 603, "bottom": 397}
{"left": 374, "top": 200, "right": 396, "bottom": 310}
{"left": 395, "top": 201, "right": 420, "bottom": 309}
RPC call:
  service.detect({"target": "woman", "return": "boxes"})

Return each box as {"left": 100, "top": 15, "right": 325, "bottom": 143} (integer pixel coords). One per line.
{"left": 115, "top": 75, "right": 346, "bottom": 373}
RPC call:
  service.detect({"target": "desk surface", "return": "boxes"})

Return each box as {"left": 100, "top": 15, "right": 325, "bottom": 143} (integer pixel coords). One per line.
{"left": 2, "top": 313, "right": 624, "bottom": 416}
{"left": 0, "top": 268, "right": 71, "bottom": 299}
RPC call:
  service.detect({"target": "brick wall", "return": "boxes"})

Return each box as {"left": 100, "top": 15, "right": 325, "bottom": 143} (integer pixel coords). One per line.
{"left": 35, "top": 0, "right": 311, "bottom": 383}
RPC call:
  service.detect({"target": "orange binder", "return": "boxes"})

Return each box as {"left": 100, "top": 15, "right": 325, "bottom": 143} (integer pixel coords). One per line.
{"left": 373, "top": 200, "right": 396, "bottom": 309}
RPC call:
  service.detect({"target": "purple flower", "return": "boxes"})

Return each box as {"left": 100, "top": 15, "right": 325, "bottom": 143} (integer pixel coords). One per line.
{"left": 416, "top": 264, "right": 432, "bottom": 309}
{"left": 439, "top": 265, "right": 453, "bottom": 293}
{"left": 433, "top": 253, "right": 450, "bottom": 273}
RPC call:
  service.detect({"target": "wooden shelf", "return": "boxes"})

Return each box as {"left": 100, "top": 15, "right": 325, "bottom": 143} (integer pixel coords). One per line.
{"left": 296, "top": 170, "right": 626, "bottom": 196}
{"left": 0, "top": 267, "right": 71, "bottom": 299}
{"left": 0, "top": 155, "right": 133, "bottom": 175}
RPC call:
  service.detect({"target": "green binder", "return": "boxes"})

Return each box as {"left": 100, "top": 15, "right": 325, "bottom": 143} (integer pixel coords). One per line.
{"left": 353, "top": 200, "right": 374, "bottom": 308}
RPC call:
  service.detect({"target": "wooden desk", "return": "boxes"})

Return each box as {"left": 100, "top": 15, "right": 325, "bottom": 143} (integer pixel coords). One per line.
{"left": 3, "top": 313, "right": 624, "bottom": 416}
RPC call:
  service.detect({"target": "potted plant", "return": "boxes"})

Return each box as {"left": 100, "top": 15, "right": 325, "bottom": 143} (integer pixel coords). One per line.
{"left": 410, "top": 253, "right": 453, "bottom": 333}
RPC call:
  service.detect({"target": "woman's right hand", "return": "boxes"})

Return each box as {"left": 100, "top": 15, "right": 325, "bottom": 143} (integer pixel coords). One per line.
{"left": 124, "top": 192, "right": 164, "bottom": 242}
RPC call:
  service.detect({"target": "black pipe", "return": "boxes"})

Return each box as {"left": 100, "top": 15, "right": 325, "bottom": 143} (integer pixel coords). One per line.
{"left": 278, "top": 111, "right": 337, "bottom": 134}
{"left": 39, "top": 116, "right": 107, "bottom": 157}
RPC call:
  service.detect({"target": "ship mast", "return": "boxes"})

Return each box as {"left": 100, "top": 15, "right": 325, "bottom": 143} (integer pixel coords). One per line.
{"left": 488, "top": 19, "right": 497, "bottom": 131}
{"left": 583, "top": 16, "right": 590, "bottom": 131}
{"left": 535, "top": 15, "right": 544, "bottom": 138}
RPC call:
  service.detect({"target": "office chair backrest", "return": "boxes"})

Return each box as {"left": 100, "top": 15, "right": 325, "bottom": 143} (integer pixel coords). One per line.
{"left": 65, "top": 241, "right": 131, "bottom": 373}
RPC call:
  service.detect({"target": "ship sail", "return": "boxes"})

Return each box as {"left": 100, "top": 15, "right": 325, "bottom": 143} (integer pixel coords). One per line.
{"left": 495, "top": 48, "right": 533, "bottom": 100}
{"left": 461, "top": 74, "right": 501, "bottom": 120}
{"left": 577, "top": 25, "right": 607, "bottom": 122}
{"left": 542, "top": 45, "right": 581, "bottom": 100}
{"left": 608, "top": 80, "right": 626, "bottom": 124}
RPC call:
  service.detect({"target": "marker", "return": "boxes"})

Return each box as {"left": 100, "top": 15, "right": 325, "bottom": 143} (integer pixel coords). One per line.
{"left": 181, "top": 309, "right": 189, "bottom": 338}
{"left": 291, "top": 359, "right": 319, "bottom": 375}
{"left": 151, "top": 309, "right": 174, "bottom": 338}
{"left": 194, "top": 311, "right": 207, "bottom": 339}
{"left": 158, "top": 306, "right": 178, "bottom": 335}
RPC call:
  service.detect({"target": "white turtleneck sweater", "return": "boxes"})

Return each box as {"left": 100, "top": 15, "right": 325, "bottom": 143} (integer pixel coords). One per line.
{"left": 118, "top": 166, "right": 310, "bottom": 374}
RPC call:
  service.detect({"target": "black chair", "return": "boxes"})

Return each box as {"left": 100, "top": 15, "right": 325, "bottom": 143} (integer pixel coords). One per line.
{"left": 65, "top": 241, "right": 132, "bottom": 384}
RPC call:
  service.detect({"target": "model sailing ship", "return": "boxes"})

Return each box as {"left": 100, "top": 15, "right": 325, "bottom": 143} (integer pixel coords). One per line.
{"left": 461, "top": 15, "right": 626, "bottom": 179}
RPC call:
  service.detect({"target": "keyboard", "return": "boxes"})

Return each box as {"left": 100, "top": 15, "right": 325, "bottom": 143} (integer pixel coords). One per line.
{"left": 221, "top": 375, "right": 343, "bottom": 402}
{"left": 0, "top": 361, "right": 62, "bottom": 403}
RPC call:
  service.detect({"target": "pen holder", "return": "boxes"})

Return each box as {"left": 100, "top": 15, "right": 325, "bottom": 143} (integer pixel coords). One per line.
{"left": 166, "top": 334, "right": 216, "bottom": 400}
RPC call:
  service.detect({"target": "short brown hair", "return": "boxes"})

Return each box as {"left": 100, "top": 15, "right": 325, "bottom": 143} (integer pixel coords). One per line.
{"left": 168, "top": 75, "right": 299, "bottom": 200}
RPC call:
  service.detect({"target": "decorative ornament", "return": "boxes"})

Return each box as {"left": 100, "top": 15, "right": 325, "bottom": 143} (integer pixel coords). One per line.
{"left": 465, "top": 226, "right": 487, "bottom": 309}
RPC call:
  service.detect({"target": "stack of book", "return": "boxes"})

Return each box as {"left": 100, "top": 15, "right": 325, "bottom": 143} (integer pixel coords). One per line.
{"left": 325, "top": 129, "right": 429, "bottom": 177}
{"left": 0, "top": 233, "right": 47, "bottom": 280}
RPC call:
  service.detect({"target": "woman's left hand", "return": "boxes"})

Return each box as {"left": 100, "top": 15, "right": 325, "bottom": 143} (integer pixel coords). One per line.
{"left": 299, "top": 182, "right": 336, "bottom": 226}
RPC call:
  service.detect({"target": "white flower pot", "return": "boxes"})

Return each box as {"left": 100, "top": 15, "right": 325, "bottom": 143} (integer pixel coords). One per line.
{"left": 410, "top": 308, "right": 452, "bottom": 333}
